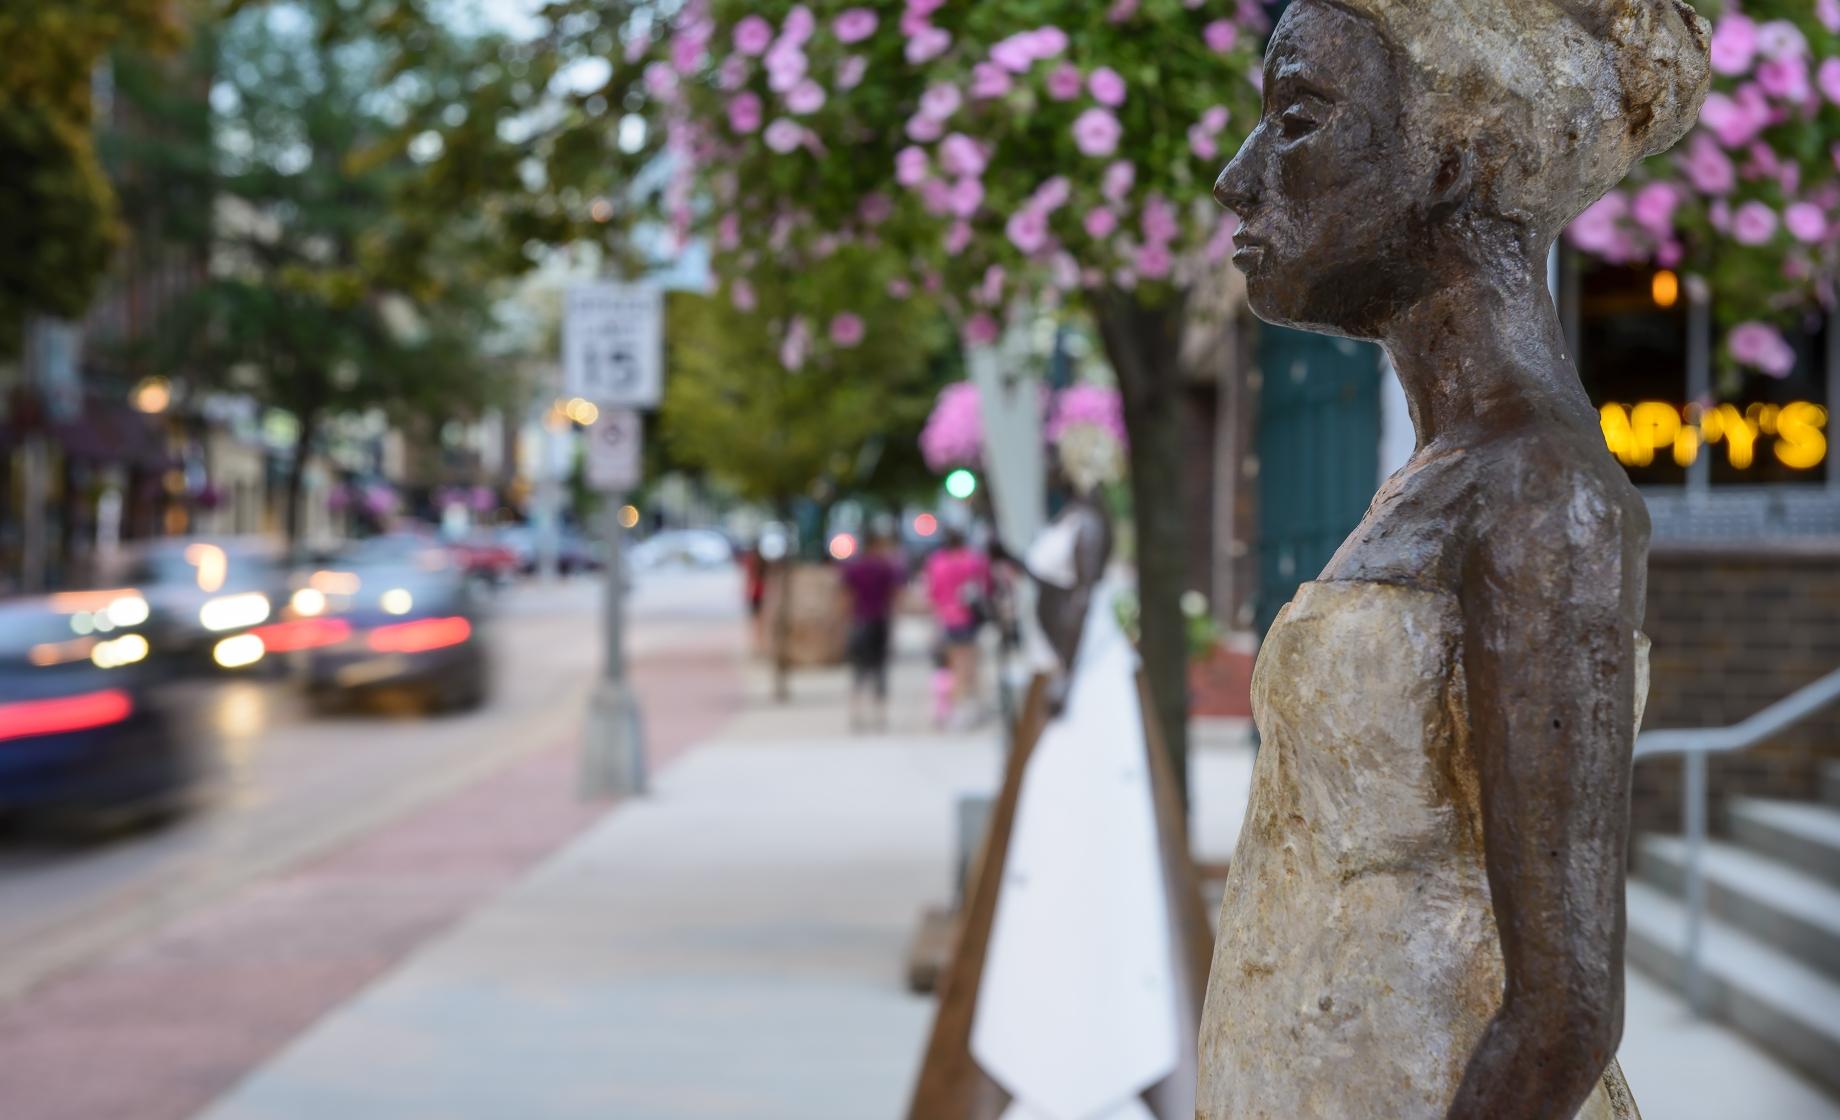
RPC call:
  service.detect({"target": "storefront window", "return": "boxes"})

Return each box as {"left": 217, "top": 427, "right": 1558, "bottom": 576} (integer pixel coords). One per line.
{"left": 1569, "top": 259, "right": 1831, "bottom": 489}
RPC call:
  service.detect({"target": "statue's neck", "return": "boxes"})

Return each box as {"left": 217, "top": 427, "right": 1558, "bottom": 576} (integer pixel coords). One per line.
{"left": 1380, "top": 261, "right": 1598, "bottom": 451}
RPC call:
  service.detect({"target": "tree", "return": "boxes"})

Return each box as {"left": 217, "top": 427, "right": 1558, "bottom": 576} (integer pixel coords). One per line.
{"left": 1568, "top": 1, "right": 1840, "bottom": 384}
{"left": 148, "top": 0, "right": 521, "bottom": 544}
{"left": 627, "top": 0, "right": 1269, "bottom": 790}
{"left": 661, "top": 246, "right": 950, "bottom": 696}
{"left": 0, "top": 0, "right": 175, "bottom": 354}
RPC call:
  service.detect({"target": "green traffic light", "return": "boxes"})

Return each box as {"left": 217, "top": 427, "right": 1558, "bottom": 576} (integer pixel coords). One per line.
{"left": 944, "top": 469, "right": 978, "bottom": 500}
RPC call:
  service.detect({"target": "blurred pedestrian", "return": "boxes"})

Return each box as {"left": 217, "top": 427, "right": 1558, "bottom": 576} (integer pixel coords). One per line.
{"left": 839, "top": 529, "right": 904, "bottom": 731}
{"left": 925, "top": 527, "right": 992, "bottom": 730}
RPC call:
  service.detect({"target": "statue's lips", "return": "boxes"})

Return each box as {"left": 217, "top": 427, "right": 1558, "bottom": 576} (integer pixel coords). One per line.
{"left": 1231, "top": 233, "right": 1269, "bottom": 268}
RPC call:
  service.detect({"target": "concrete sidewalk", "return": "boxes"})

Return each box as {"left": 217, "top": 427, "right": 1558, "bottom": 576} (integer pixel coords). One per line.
{"left": 198, "top": 618, "right": 1839, "bottom": 1120}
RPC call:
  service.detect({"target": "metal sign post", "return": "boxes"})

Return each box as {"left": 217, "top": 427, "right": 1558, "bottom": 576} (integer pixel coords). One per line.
{"left": 566, "top": 283, "right": 661, "bottom": 802}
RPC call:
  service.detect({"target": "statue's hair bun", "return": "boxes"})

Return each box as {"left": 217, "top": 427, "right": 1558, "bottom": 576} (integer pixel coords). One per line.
{"left": 1580, "top": 0, "right": 1712, "bottom": 158}
{"left": 1334, "top": 0, "right": 1711, "bottom": 238}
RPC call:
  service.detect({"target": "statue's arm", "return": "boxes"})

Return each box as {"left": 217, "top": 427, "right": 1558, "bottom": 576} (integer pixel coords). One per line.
{"left": 1448, "top": 486, "right": 1633, "bottom": 1120}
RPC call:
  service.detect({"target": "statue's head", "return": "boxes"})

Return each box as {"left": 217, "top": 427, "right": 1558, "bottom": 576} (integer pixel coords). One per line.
{"left": 1214, "top": 0, "right": 1708, "bottom": 338}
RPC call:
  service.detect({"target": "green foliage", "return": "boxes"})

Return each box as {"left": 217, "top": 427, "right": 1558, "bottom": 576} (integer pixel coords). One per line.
{"left": 0, "top": 0, "right": 175, "bottom": 353}
{"left": 661, "top": 248, "right": 950, "bottom": 506}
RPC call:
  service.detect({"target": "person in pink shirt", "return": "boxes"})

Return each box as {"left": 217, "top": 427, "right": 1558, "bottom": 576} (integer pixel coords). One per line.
{"left": 924, "top": 527, "right": 992, "bottom": 729}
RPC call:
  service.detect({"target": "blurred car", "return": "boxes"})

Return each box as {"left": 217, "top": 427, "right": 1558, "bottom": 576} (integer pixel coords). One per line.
{"left": 297, "top": 535, "right": 490, "bottom": 713}
{"left": 448, "top": 529, "right": 520, "bottom": 586}
{"left": 628, "top": 528, "right": 734, "bottom": 573}
{"left": 0, "top": 592, "right": 200, "bottom": 828}
{"left": 123, "top": 537, "right": 288, "bottom": 672}
{"left": 498, "top": 524, "right": 600, "bottom": 576}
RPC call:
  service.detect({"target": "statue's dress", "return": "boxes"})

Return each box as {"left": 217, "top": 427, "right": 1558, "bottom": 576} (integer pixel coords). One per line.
{"left": 1197, "top": 581, "right": 1646, "bottom": 1119}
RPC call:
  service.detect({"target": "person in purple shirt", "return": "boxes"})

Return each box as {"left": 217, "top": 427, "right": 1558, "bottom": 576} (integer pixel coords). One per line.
{"left": 840, "top": 530, "right": 906, "bottom": 731}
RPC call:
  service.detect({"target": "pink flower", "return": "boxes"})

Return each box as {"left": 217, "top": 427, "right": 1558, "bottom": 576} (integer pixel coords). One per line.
{"left": 1820, "top": 59, "right": 1840, "bottom": 106}
{"left": 1033, "top": 176, "right": 1072, "bottom": 212}
{"left": 727, "top": 92, "right": 764, "bottom": 133}
{"left": 781, "top": 5, "right": 816, "bottom": 45}
{"left": 734, "top": 16, "right": 774, "bottom": 56}
{"left": 906, "top": 113, "right": 944, "bottom": 142}
{"left": 895, "top": 146, "right": 930, "bottom": 187}
{"left": 1084, "top": 208, "right": 1118, "bottom": 239}
{"left": 780, "top": 317, "right": 811, "bottom": 371}
{"left": 888, "top": 277, "right": 913, "bottom": 299}
{"left": 948, "top": 178, "right": 985, "bottom": 218}
{"left": 859, "top": 193, "right": 893, "bottom": 225}
{"left": 1006, "top": 208, "right": 1051, "bottom": 254}
{"left": 1710, "top": 16, "right": 1757, "bottom": 77}
{"left": 1189, "top": 124, "right": 1219, "bottom": 160}
{"left": 1757, "top": 57, "right": 1810, "bottom": 103}
{"left": 1631, "top": 182, "right": 1679, "bottom": 240}
{"left": 1046, "top": 385, "right": 1128, "bottom": 447}
{"left": 1201, "top": 105, "right": 1230, "bottom": 133}
{"left": 1682, "top": 135, "right": 1736, "bottom": 195}
{"left": 991, "top": 34, "right": 1036, "bottom": 73}
{"left": 829, "top": 313, "right": 866, "bottom": 347}
{"left": 644, "top": 62, "right": 678, "bottom": 100}
{"left": 1047, "top": 63, "right": 1084, "bottom": 101}
{"left": 1567, "top": 192, "right": 1628, "bottom": 256}
{"left": 940, "top": 133, "right": 988, "bottom": 178}
{"left": 918, "top": 178, "right": 953, "bottom": 215}
{"left": 1072, "top": 108, "right": 1123, "bottom": 157}
{"left": 833, "top": 8, "right": 878, "bottom": 44}
{"left": 1204, "top": 20, "right": 1238, "bottom": 53}
{"left": 731, "top": 279, "right": 757, "bottom": 312}
{"left": 970, "top": 62, "right": 1013, "bottom": 99}
{"left": 1031, "top": 27, "right": 1070, "bottom": 58}
{"left": 765, "top": 45, "right": 808, "bottom": 92}
{"left": 964, "top": 314, "right": 1001, "bottom": 347}
{"left": 1823, "top": 0, "right": 1840, "bottom": 33}
{"left": 977, "top": 265, "right": 1006, "bottom": 305}
{"left": 718, "top": 56, "right": 749, "bottom": 90}
{"left": 1733, "top": 200, "right": 1778, "bottom": 245}
{"left": 1757, "top": 20, "right": 1808, "bottom": 61}
{"left": 945, "top": 221, "right": 973, "bottom": 254}
{"left": 1102, "top": 161, "right": 1135, "bottom": 202}
{"left": 906, "top": 26, "right": 951, "bottom": 64}
{"left": 1108, "top": 0, "right": 1140, "bottom": 23}
{"left": 1785, "top": 201, "right": 1827, "bottom": 243}
{"left": 1088, "top": 66, "right": 1127, "bottom": 107}
{"left": 1700, "top": 87, "right": 1771, "bottom": 149}
{"left": 717, "top": 213, "right": 742, "bottom": 251}
{"left": 787, "top": 79, "right": 826, "bottom": 115}
{"left": 921, "top": 382, "right": 984, "bottom": 469}
{"left": 764, "top": 119, "right": 805, "bottom": 153}
{"left": 1141, "top": 195, "right": 1180, "bottom": 242}
{"left": 838, "top": 55, "right": 868, "bottom": 90}
{"left": 1728, "top": 322, "right": 1796, "bottom": 376}
{"left": 1136, "top": 241, "right": 1173, "bottom": 279}
{"left": 920, "top": 83, "right": 963, "bottom": 121}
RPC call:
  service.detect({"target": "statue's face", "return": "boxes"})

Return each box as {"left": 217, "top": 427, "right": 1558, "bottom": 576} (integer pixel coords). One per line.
{"left": 1214, "top": 1, "right": 1437, "bottom": 338}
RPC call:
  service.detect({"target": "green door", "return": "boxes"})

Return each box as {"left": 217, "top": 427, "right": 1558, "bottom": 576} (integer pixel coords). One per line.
{"left": 1254, "top": 326, "right": 1383, "bottom": 633}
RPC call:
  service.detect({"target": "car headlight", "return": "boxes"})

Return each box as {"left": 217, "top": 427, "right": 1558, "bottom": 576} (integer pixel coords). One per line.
{"left": 200, "top": 592, "right": 271, "bottom": 632}
{"left": 290, "top": 587, "right": 328, "bottom": 617}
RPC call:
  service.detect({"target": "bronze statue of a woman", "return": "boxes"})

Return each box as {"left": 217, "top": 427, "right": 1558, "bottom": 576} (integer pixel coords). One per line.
{"left": 1198, "top": 2, "right": 1707, "bottom": 1118}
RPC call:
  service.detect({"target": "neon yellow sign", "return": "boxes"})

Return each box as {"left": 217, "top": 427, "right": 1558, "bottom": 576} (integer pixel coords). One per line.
{"left": 1599, "top": 401, "right": 1827, "bottom": 471}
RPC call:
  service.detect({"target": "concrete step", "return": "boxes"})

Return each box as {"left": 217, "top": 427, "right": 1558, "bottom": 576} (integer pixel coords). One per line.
{"left": 1637, "top": 835, "right": 1840, "bottom": 979}
{"left": 1626, "top": 880, "right": 1840, "bottom": 1097}
{"left": 1728, "top": 798, "right": 1840, "bottom": 889}
{"left": 1823, "top": 763, "right": 1840, "bottom": 809}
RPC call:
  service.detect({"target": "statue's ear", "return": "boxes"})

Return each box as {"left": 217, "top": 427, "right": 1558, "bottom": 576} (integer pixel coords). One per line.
{"left": 1428, "top": 145, "right": 1474, "bottom": 221}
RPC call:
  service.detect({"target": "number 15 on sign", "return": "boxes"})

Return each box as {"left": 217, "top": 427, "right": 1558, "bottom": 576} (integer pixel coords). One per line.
{"left": 564, "top": 283, "right": 663, "bottom": 409}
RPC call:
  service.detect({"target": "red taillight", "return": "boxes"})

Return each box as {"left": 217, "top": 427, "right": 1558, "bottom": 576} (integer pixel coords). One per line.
{"left": 253, "top": 617, "right": 353, "bottom": 653}
{"left": 367, "top": 616, "right": 471, "bottom": 654}
{"left": 0, "top": 690, "right": 134, "bottom": 742}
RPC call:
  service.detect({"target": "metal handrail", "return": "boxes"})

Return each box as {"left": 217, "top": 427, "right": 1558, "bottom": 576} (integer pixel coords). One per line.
{"left": 1632, "top": 665, "right": 1840, "bottom": 1014}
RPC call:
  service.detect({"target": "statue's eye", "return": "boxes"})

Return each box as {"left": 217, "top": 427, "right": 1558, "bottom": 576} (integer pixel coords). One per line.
{"left": 1279, "top": 104, "right": 1324, "bottom": 140}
